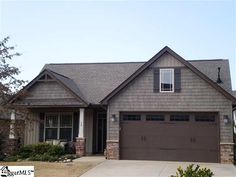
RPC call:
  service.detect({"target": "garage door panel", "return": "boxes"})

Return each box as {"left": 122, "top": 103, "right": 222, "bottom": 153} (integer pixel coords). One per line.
{"left": 120, "top": 135, "right": 142, "bottom": 148}
{"left": 189, "top": 136, "right": 218, "bottom": 150}
{"left": 120, "top": 112, "right": 219, "bottom": 163}
{"left": 145, "top": 135, "right": 191, "bottom": 149}
{"left": 121, "top": 148, "right": 147, "bottom": 160}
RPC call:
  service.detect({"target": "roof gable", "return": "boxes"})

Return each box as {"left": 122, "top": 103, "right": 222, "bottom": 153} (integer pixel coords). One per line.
{"left": 100, "top": 46, "right": 236, "bottom": 104}
{"left": 9, "top": 69, "right": 88, "bottom": 107}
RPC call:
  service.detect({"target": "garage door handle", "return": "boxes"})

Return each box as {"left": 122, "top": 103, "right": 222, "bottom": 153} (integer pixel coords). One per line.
{"left": 141, "top": 136, "right": 147, "bottom": 141}
{"left": 190, "top": 137, "right": 196, "bottom": 143}
{"left": 144, "top": 136, "right": 146, "bottom": 141}
{"left": 141, "top": 136, "right": 144, "bottom": 141}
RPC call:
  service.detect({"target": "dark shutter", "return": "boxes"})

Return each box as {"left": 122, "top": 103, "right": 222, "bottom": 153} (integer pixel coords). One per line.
{"left": 39, "top": 113, "right": 45, "bottom": 142}
{"left": 174, "top": 68, "right": 181, "bottom": 92}
{"left": 153, "top": 68, "right": 160, "bottom": 92}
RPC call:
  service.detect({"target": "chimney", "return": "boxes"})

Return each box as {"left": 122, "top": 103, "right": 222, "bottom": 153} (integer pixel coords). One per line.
{"left": 216, "top": 67, "right": 223, "bottom": 83}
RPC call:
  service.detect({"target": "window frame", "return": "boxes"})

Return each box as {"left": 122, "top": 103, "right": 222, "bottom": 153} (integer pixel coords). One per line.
{"left": 160, "top": 68, "right": 174, "bottom": 92}
{"left": 122, "top": 114, "right": 141, "bottom": 121}
{"left": 44, "top": 112, "right": 73, "bottom": 141}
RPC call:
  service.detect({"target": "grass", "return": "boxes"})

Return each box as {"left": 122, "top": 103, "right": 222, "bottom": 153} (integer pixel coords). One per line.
{"left": 0, "top": 160, "right": 99, "bottom": 177}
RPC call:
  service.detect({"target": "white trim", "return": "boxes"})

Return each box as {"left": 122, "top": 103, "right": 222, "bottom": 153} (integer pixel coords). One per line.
{"left": 220, "top": 142, "right": 235, "bottom": 145}
{"left": 9, "top": 110, "right": 16, "bottom": 139}
{"left": 160, "top": 68, "right": 174, "bottom": 93}
{"left": 78, "top": 108, "right": 85, "bottom": 138}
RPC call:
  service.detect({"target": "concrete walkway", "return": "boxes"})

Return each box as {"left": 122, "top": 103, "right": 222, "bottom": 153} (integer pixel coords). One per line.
{"left": 81, "top": 160, "right": 236, "bottom": 177}
{"left": 74, "top": 156, "right": 105, "bottom": 163}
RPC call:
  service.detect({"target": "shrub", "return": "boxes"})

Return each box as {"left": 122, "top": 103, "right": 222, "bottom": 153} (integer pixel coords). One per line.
{"left": 171, "top": 164, "right": 214, "bottom": 177}
{"left": 48, "top": 145, "right": 64, "bottom": 156}
{"left": 18, "top": 145, "right": 34, "bottom": 159}
{"left": 0, "top": 133, "right": 6, "bottom": 161}
{"left": 18, "top": 143, "right": 65, "bottom": 161}
{"left": 3, "top": 155, "right": 18, "bottom": 162}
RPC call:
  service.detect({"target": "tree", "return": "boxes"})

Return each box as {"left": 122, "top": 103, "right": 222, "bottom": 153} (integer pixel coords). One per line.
{"left": 0, "top": 36, "right": 26, "bottom": 103}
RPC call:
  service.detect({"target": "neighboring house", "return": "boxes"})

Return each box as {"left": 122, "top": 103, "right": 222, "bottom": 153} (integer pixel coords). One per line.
{"left": 8, "top": 46, "right": 236, "bottom": 163}
{"left": 233, "top": 91, "right": 236, "bottom": 135}
{"left": 0, "top": 107, "right": 25, "bottom": 155}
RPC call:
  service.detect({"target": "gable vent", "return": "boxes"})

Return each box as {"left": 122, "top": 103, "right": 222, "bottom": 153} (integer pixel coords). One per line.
{"left": 216, "top": 67, "right": 223, "bottom": 84}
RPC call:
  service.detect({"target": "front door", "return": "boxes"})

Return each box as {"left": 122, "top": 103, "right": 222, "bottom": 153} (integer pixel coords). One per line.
{"left": 96, "top": 112, "right": 107, "bottom": 153}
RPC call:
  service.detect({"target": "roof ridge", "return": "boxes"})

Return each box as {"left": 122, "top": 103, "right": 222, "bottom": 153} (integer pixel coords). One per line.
{"left": 188, "top": 59, "right": 228, "bottom": 62}
{"left": 46, "top": 61, "right": 146, "bottom": 65}
{"left": 45, "top": 59, "right": 228, "bottom": 66}
{"left": 46, "top": 69, "right": 72, "bottom": 80}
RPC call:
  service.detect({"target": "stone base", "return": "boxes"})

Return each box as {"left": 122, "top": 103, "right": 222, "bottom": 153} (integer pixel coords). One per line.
{"left": 2, "top": 138, "right": 19, "bottom": 155}
{"left": 220, "top": 143, "right": 234, "bottom": 163}
{"left": 75, "top": 137, "right": 86, "bottom": 156}
{"left": 106, "top": 140, "right": 119, "bottom": 160}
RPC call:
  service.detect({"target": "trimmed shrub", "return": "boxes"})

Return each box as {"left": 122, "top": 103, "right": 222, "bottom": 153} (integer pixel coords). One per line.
{"left": 18, "top": 145, "right": 34, "bottom": 159}
{"left": 3, "top": 155, "right": 18, "bottom": 162}
{"left": 48, "top": 145, "right": 64, "bottom": 156}
{"left": 18, "top": 143, "right": 65, "bottom": 161}
{"left": 171, "top": 164, "right": 214, "bottom": 177}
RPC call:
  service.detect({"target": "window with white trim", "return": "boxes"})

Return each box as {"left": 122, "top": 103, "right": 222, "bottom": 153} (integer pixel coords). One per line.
{"left": 45, "top": 113, "right": 73, "bottom": 141}
{"left": 160, "top": 69, "right": 174, "bottom": 92}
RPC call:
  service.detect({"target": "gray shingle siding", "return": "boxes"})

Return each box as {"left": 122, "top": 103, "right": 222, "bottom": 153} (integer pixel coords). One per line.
{"left": 18, "top": 81, "right": 83, "bottom": 106}
{"left": 107, "top": 53, "right": 233, "bottom": 143}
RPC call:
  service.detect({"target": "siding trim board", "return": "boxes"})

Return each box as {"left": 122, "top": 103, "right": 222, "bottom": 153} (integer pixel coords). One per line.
{"left": 101, "top": 46, "right": 236, "bottom": 104}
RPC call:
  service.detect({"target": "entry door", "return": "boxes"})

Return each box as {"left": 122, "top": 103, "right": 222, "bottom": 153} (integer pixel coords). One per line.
{"left": 96, "top": 112, "right": 107, "bottom": 153}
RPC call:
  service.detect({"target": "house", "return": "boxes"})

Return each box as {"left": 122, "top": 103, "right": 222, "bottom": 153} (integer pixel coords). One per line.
{"left": 8, "top": 46, "right": 236, "bottom": 163}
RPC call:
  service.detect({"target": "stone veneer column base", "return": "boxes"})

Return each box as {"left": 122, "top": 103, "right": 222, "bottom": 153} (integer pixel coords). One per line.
{"left": 220, "top": 143, "right": 234, "bottom": 163}
{"left": 106, "top": 140, "right": 119, "bottom": 160}
{"left": 75, "top": 137, "right": 86, "bottom": 156}
{"left": 3, "top": 139, "right": 19, "bottom": 155}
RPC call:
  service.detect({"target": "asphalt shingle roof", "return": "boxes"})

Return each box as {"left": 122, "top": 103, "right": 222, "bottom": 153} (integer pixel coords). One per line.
{"left": 43, "top": 59, "right": 232, "bottom": 104}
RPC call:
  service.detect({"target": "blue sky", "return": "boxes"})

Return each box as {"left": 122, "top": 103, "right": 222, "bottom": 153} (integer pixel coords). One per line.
{"left": 1, "top": 0, "right": 236, "bottom": 90}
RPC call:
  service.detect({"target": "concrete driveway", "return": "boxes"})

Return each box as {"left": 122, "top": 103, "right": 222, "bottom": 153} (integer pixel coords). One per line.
{"left": 81, "top": 160, "right": 236, "bottom": 177}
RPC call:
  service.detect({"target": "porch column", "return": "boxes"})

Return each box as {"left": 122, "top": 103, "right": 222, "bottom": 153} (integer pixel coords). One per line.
{"left": 78, "top": 108, "right": 84, "bottom": 138}
{"left": 8, "top": 109, "right": 18, "bottom": 155}
{"left": 9, "top": 110, "right": 16, "bottom": 139}
{"left": 75, "top": 108, "right": 86, "bottom": 156}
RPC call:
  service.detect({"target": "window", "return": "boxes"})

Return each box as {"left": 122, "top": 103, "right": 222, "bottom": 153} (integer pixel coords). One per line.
{"left": 122, "top": 114, "right": 141, "bottom": 121}
{"left": 195, "top": 115, "right": 215, "bottom": 122}
{"left": 45, "top": 113, "right": 73, "bottom": 141}
{"left": 146, "top": 115, "right": 165, "bottom": 121}
{"left": 160, "top": 69, "right": 174, "bottom": 92}
{"left": 170, "top": 115, "right": 189, "bottom": 121}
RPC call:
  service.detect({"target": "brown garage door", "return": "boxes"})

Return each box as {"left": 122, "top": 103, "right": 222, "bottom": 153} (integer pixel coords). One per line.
{"left": 120, "top": 112, "right": 219, "bottom": 162}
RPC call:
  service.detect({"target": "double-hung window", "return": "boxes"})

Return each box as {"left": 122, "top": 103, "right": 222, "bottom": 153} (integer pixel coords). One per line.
{"left": 160, "top": 69, "right": 174, "bottom": 92}
{"left": 45, "top": 113, "right": 73, "bottom": 141}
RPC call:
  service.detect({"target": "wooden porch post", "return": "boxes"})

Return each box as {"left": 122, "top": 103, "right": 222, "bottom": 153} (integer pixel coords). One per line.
{"left": 76, "top": 108, "right": 86, "bottom": 156}
{"left": 78, "top": 108, "right": 84, "bottom": 138}
{"left": 8, "top": 109, "right": 18, "bottom": 155}
{"left": 9, "top": 110, "right": 16, "bottom": 139}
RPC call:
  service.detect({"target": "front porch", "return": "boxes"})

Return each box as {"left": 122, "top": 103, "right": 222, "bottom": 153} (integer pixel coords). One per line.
{"left": 22, "top": 107, "right": 107, "bottom": 156}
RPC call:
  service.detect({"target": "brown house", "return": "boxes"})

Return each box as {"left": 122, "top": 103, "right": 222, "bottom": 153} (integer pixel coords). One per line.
{"left": 9, "top": 46, "right": 236, "bottom": 163}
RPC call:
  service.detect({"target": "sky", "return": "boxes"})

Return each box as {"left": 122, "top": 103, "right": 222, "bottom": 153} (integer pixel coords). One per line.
{"left": 0, "top": 0, "right": 236, "bottom": 90}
